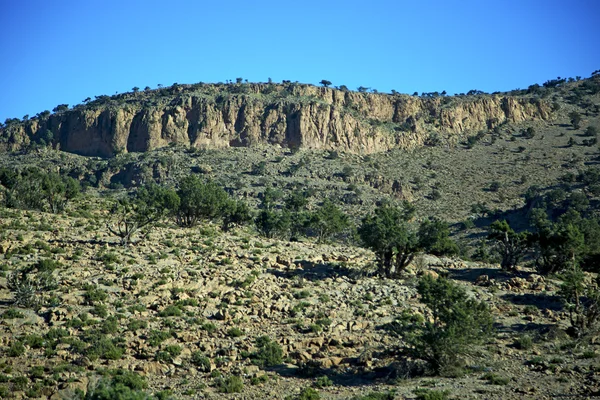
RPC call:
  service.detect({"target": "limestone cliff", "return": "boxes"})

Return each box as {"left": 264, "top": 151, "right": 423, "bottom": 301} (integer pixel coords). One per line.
{"left": 0, "top": 83, "right": 553, "bottom": 157}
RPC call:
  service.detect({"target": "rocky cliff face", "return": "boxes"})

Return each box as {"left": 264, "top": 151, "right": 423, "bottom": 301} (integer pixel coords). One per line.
{"left": 0, "top": 83, "right": 553, "bottom": 157}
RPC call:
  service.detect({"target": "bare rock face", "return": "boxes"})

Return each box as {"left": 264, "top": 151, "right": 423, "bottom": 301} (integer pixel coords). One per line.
{"left": 1, "top": 84, "right": 552, "bottom": 157}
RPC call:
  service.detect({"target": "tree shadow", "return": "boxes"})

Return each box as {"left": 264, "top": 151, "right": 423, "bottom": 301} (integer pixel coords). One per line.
{"left": 446, "top": 267, "right": 515, "bottom": 284}
{"left": 495, "top": 321, "right": 558, "bottom": 335}
{"left": 267, "top": 356, "right": 415, "bottom": 387}
{"left": 267, "top": 260, "right": 363, "bottom": 282}
{"left": 500, "top": 292, "right": 563, "bottom": 311}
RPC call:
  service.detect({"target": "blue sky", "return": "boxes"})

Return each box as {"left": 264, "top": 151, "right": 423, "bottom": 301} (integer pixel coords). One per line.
{"left": 1, "top": 0, "right": 599, "bottom": 122}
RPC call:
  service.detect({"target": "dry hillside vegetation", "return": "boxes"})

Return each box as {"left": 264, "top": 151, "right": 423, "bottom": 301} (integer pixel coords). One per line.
{"left": 0, "top": 74, "right": 599, "bottom": 399}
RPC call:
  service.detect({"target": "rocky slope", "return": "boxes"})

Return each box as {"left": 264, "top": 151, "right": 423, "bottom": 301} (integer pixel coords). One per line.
{"left": 0, "top": 203, "right": 598, "bottom": 399}
{"left": 0, "top": 83, "right": 553, "bottom": 157}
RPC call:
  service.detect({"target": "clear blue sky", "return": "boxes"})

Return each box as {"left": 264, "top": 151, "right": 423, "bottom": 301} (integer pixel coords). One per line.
{"left": 1, "top": 0, "right": 598, "bottom": 122}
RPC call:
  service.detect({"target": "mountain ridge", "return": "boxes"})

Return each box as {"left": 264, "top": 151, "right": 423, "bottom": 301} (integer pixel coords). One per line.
{"left": 0, "top": 82, "right": 555, "bottom": 157}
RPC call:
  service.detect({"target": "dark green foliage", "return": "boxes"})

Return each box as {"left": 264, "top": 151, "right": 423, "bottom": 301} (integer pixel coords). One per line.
{"left": 159, "top": 305, "right": 182, "bottom": 317}
{"left": 306, "top": 199, "right": 350, "bottom": 243}
{"left": 252, "top": 336, "right": 283, "bottom": 367}
{"left": 255, "top": 188, "right": 291, "bottom": 239}
{"left": 513, "top": 334, "right": 533, "bottom": 350}
{"left": 487, "top": 220, "right": 530, "bottom": 271}
{"left": 319, "top": 80, "right": 332, "bottom": 87}
{"left": 0, "top": 168, "right": 80, "bottom": 213}
{"left": 217, "top": 375, "right": 244, "bottom": 393}
{"left": 227, "top": 327, "right": 244, "bottom": 337}
{"left": 85, "top": 369, "right": 149, "bottom": 400}
{"left": 488, "top": 181, "right": 501, "bottom": 192}
{"left": 395, "top": 276, "right": 494, "bottom": 375}
{"left": 418, "top": 218, "right": 459, "bottom": 256}
{"left": 7, "top": 341, "right": 25, "bottom": 357}
{"left": 190, "top": 351, "right": 211, "bottom": 372}
{"left": 2, "top": 308, "right": 24, "bottom": 319}
{"left": 85, "top": 336, "right": 125, "bottom": 360}
{"left": 584, "top": 125, "right": 598, "bottom": 137}
{"left": 558, "top": 265, "right": 600, "bottom": 337}
{"left": 287, "top": 387, "right": 320, "bottom": 400}
{"left": 156, "top": 345, "right": 181, "bottom": 362}
{"left": 84, "top": 286, "right": 108, "bottom": 305}
{"left": 523, "top": 126, "right": 536, "bottom": 139}
{"left": 358, "top": 203, "right": 417, "bottom": 278}
{"left": 147, "top": 330, "right": 171, "bottom": 347}
{"left": 314, "top": 375, "right": 332, "bottom": 388}
{"left": 7, "top": 267, "right": 57, "bottom": 307}
{"left": 255, "top": 208, "right": 291, "bottom": 238}
{"left": 251, "top": 161, "right": 267, "bottom": 175}
{"left": 470, "top": 202, "right": 490, "bottom": 218}
{"left": 107, "top": 184, "right": 177, "bottom": 245}
{"left": 533, "top": 219, "right": 585, "bottom": 275}
{"left": 413, "top": 389, "right": 450, "bottom": 400}
{"left": 23, "top": 334, "right": 45, "bottom": 349}
{"left": 127, "top": 319, "right": 148, "bottom": 332}
{"left": 175, "top": 175, "right": 233, "bottom": 228}
{"left": 52, "top": 104, "right": 69, "bottom": 113}
{"left": 221, "top": 199, "right": 252, "bottom": 231}
{"left": 569, "top": 111, "right": 582, "bottom": 129}
{"left": 483, "top": 372, "right": 510, "bottom": 385}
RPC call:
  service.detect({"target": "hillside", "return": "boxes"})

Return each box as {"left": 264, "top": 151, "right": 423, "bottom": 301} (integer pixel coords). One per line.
{"left": 0, "top": 74, "right": 599, "bottom": 399}
{"left": 0, "top": 82, "right": 555, "bottom": 157}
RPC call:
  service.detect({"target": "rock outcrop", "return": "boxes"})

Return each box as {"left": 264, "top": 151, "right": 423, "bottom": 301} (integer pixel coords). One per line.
{"left": 0, "top": 83, "right": 552, "bottom": 157}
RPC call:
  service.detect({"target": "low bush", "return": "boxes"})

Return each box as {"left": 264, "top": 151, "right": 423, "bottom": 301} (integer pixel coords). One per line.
{"left": 252, "top": 336, "right": 283, "bottom": 367}
{"left": 217, "top": 375, "right": 244, "bottom": 393}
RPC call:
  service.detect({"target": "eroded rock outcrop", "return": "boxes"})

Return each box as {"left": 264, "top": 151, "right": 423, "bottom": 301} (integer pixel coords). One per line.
{"left": 0, "top": 83, "right": 552, "bottom": 157}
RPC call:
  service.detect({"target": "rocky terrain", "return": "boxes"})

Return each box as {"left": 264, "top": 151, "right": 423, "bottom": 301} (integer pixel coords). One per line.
{"left": 1, "top": 83, "right": 552, "bottom": 157}
{"left": 0, "top": 203, "right": 599, "bottom": 399}
{"left": 0, "top": 74, "right": 599, "bottom": 399}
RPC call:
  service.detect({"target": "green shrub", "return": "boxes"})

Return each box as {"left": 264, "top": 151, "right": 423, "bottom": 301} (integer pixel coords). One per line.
{"left": 483, "top": 372, "right": 510, "bottom": 385}
{"left": 8, "top": 341, "right": 25, "bottom": 357}
{"left": 513, "top": 334, "right": 533, "bottom": 350}
{"left": 413, "top": 389, "right": 450, "bottom": 400}
{"left": 159, "top": 305, "right": 182, "bottom": 317}
{"left": 418, "top": 218, "right": 459, "bottom": 256}
{"left": 29, "top": 365, "right": 44, "bottom": 379}
{"left": 202, "top": 322, "right": 217, "bottom": 334}
{"left": 86, "top": 337, "right": 125, "bottom": 360}
{"left": 127, "top": 319, "right": 148, "bottom": 332}
{"left": 489, "top": 181, "right": 501, "bottom": 192}
{"left": 227, "top": 327, "right": 244, "bottom": 337}
{"left": 358, "top": 203, "right": 417, "bottom": 278}
{"left": 35, "top": 258, "right": 61, "bottom": 272}
{"left": 2, "top": 308, "right": 24, "bottom": 319}
{"left": 394, "top": 275, "right": 494, "bottom": 375}
{"left": 581, "top": 350, "right": 598, "bottom": 359}
{"left": 85, "top": 369, "right": 148, "bottom": 400}
{"left": 84, "top": 287, "right": 108, "bottom": 305}
{"left": 487, "top": 220, "right": 530, "bottom": 271}
{"left": 296, "top": 387, "right": 321, "bottom": 400}
{"left": 147, "top": 330, "right": 171, "bottom": 347}
{"left": 11, "top": 376, "right": 28, "bottom": 391}
{"left": 7, "top": 267, "right": 57, "bottom": 307}
{"left": 46, "top": 328, "right": 68, "bottom": 340}
{"left": 558, "top": 265, "right": 600, "bottom": 337}
{"left": 252, "top": 336, "right": 283, "bottom": 367}
{"left": 218, "top": 375, "right": 244, "bottom": 393}
{"left": 24, "top": 334, "right": 45, "bottom": 349}
{"left": 190, "top": 351, "right": 211, "bottom": 372}
{"left": 314, "top": 375, "right": 333, "bottom": 388}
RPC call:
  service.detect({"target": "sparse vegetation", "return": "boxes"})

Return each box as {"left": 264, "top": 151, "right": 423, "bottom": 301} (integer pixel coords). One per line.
{"left": 0, "top": 74, "right": 598, "bottom": 398}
